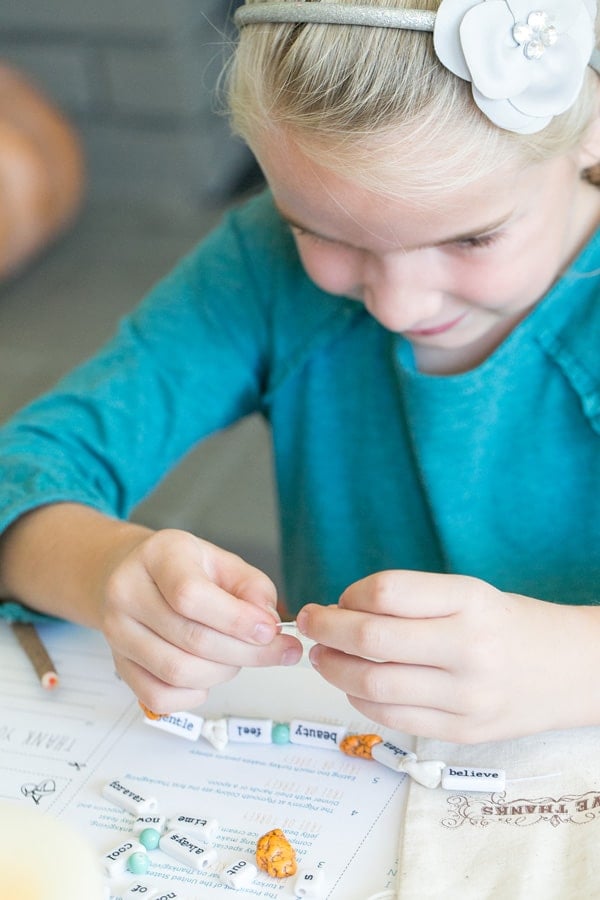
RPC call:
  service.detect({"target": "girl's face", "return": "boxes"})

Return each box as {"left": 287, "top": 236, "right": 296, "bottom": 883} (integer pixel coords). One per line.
{"left": 254, "top": 133, "right": 600, "bottom": 373}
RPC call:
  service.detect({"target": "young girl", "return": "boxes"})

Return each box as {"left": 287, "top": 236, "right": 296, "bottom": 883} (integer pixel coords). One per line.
{"left": 0, "top": 0, "right": 598, "bottom": 745}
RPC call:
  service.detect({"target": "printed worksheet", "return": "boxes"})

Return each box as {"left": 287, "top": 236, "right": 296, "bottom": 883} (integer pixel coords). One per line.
{"left": 1, "top": 620, "right": 408, "bottom": 899}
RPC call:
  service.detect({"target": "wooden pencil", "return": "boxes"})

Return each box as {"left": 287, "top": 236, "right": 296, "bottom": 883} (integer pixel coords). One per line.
{"left": 10, "top": 622, "right": 59, "bottom": 689}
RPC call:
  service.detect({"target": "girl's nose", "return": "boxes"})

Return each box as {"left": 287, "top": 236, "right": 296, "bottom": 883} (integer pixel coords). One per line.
{"left": 362, "top": 252, "right": 444, "bottom": 332}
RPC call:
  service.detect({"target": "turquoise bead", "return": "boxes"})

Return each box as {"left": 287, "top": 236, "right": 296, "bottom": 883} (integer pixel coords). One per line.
{"left": 139, "top": 827, "right": 161, "bottom": 851}
{"left": 271, "top": 722, "right": 290, "bottom": 744}
{"left": 127, "top": 850, "right": 150, "bottom": 875}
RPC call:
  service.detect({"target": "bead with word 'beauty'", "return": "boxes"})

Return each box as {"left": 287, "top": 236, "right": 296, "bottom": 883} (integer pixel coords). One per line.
{"left": 159, "top": 830, "right": 219, "bottom": 871}
{"left": 289, "top": 719, "right": 347, "bottom": 750}
{"left": 256, "top": 828, "right": 298, "bottom": 878}
{"left": 271, "top": 722, "right": 291, "bottom": 744}
{"left": 138, "top": 827, "right": 161, "bottom": 851}
{"left": 294, "top": 866, "right": 328, "bottom": 898}
{"left": 127, "top": 850, "right": 150, "bottom": 875}
{"left": 220, "top": 857, "right": 259, "bottom": 888}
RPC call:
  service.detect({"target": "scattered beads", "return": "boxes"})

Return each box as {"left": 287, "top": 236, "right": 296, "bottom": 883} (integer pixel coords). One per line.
{"left": 158, "top": 830, "right": 219, "bottom": 871}
{"left": 294, "top": 865, "right": 328, "bottom": 899}
{"left": 220, "top": 857, "right": 259, "bottom": 889}
{"left": 127, "top": 850, "right": 150, "bottom": 875}
{"left": 138, "top": 827, "right": 161, "bottom": 851}
{"left": 102, "top": 778, "right": 158, "bottom": 816}
{"left": 256, "top": 828, "right": 298, "bottom": 878}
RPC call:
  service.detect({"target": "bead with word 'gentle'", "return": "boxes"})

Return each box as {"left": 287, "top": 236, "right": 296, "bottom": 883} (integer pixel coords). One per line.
{"left": 102, "top": 839, "right": 147, "bottom": 877}
{"left": 127, "top": 850, "right": 150, "bottom": 875}
{"left": 138, "top": 827, "right": 161, "bottom": 851}
{"left": 143, "top": 709, "right": 204, "bottom": 742}
{"left": 294, "top": 866, "right": 328, "bottom": 899}
{"left": 441, "top": 766, "right": 506, "bottom": 792}
{"left": 256, "top": 828, "right": 297, "bottom": 878}
{"left": 102, "top": 778, "right": 158, "bottom": 816}
{"left": 159, "top": 830, "right": 219, "bottom": 871}
{"left": 219, "top": 857, "right": 258, "bottom": 889}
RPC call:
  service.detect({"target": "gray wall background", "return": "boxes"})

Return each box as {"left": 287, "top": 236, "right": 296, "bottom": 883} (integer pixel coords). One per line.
{"left": 0, "top": 0, "right": 252, "bottom": 207}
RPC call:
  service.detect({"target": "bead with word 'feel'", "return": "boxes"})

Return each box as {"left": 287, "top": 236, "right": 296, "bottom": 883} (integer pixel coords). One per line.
{"left": 143, "top": 709, "right": 203, "bottom": 742}
{"left": 159, "top": 830, "right": 219, "bottom": 871}
{"left": 219, "top": 857, "right": 258, "bottom": 889}
{"left": 441, "top": 766, "right": 506, "bottom": 792}
{"left": 271, "top": 722, "right": 291, "bottom": 744}
{"left": 102, "top": 778, "right": 158, "bottom": 816}
{"left": 166, "top": 814, "right": 219, "bottom": 844}
{"left": 256, "top": 828, "right": 297, "bottom": 878}
{"left": 339, "top": 733, "right": 383, "bottom": 759}
{"left": 227, "top": 716, "right": 273, "bottom": 744}
{"left": 138, "top": 827, "right": 161, "bottom": 850}
{"left": 133, "top": 815, "right": 166, "bottom": 836}
{"left": 294, "top": 866, "right": 328, "bottom": 899}
{"left": 102, "top": 839, "right": 147, "bottom": 877}
{"left": 127, "top": 850, "right": 150, "bottom": 875}
{"left": 289, "top": 719, "right": 347, "bottom": 750}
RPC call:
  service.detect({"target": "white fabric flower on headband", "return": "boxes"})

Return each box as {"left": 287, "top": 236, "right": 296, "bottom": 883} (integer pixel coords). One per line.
{"left": 434, "top": 0, "right": 597, "bottom": 133}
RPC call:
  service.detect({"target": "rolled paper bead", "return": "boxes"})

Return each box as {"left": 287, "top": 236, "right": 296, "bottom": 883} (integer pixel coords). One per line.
{"left": 127, "top": 850, "right": 150, "bottom": 875}
{"left": 339, "top": 733, "right": 383, "bottom": 759}
{"left": 102, "top": 840, "right": 147, "bottom": 877}
{"left": 441, "top": 765, "right": 506, "bottom": 792}
{"left": 143, "top": 710, "right": 203, "bottom": 742}
{"left": 227, "top": 716, "right": 273, "bottom": 744}
{"left": 271, "top": 722, "right": 291, "bottom": 744}
{"left": 166, "top": 814, "right": 219, "bottom": 844}
{"left": 159, "top": 830, "right": 219, "bottom": 871}
{"left": 256, "top": 828, "right": 297, "bottom": 878}
{"left": 102, "top": 778, "right": 158, "bottom": 816}
{"left": 399, "top": 758, "right": 446, "bottom": 789}
{"left": 219, "top": 857, "right": 259, "bottom": 889}
{"left": 201, "top": 717, "right": 229, "bottom": 751}
{"left": 294, "top": 866, "right": 328, "bottom": 899}
{"left": 138, "top": 827, "right": 161, "bottom": 851}
{"left": 289, "top": 719, "right": 347, "bottom": 750}
{"left": 133, "top": 815, "right": 166, "bottom": 836}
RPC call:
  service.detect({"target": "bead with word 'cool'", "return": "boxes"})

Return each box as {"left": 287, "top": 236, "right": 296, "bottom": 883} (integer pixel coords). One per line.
{"left": 159, "top": 830, "right": 219, "bottom": 871}
{"left": 102, "top": 839, "right": 147, "bottom": 877}
{"left": 102, "top": 778, "right": 158, "bottom": 816}
{"left": 294, "top": 866, "right": 328, "bottom": 898}
{"left": 219, "top": 857, "right": 258, "bottom": 888}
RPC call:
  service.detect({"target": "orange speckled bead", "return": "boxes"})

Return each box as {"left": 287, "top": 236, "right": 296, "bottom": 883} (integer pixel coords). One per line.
{"left": 255, "top": 828, "right": 297, "bottom": 878}
{"left": 339, "top": 733, "right": 383, "bottom": 759}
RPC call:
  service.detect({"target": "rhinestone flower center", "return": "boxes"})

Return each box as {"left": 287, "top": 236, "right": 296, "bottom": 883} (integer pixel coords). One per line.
{"left": 512, "top": 10, "right": 559, "bottom": 60}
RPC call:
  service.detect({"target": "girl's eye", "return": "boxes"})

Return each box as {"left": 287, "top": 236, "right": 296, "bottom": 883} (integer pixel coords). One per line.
{"left": 291, "top": 225, "right": 334, "bottom": 246}
{"left": 455, "top": 231, "right": 502, "bottom": 250}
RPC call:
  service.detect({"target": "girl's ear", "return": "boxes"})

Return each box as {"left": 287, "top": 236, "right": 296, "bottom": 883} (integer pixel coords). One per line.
{"left": 578, "top": 114, "right": 600, "bottom": 169}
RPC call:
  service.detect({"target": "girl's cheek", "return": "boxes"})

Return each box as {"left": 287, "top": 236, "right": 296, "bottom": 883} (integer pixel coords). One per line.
{"left": 298, "top": 245, "right": 362, "bottom": 297}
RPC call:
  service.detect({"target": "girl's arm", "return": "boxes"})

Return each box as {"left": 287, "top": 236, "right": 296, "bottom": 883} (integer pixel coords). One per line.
{"left": 296, "top": 570, "right": 600, "bottom": 743}
{"left": 0, "top": 503, "right": 302, "bottom": 711}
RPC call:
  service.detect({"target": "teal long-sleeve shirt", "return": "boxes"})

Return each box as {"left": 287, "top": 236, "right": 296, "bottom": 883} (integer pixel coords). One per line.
{"left": 0, "top": 190, "right": 599, "bottom": 619}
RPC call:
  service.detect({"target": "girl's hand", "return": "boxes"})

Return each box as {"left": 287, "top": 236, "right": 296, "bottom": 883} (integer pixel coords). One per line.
{"left": 101, "top": 528, "right": 303, "bottom": 713}
{"left": 297, "top": 571, "right": 597, "bottom": 743}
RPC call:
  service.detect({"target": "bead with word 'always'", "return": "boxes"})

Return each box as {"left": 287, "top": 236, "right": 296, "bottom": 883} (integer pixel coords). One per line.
{"left": 143, "top": 709, "right": 203, "bottom": 742}
{"left": 138, "top": 827, "right": 161, "bottom": 851}
{"left": 271, "top": 722, "right": 291, "bottom": 744}
{"left": 441, "top": 766, "right": 506, "bottom": 792}
{"left": 340, "top": 733, "right": 383, "bottom": 759}
{"left": 133, "top": 815, "right": 165, "bottom": 836}
{"left": 289, "top": 719, "right": 347, "bottom": 750}
{"left": 256, "top": 828, "right": 298, "bottom": 878}
{"left": 227, "top": 716, "right": 273, "bottom": 743}
{"left": 102, "top": 839, "right": 147, "bottom": 877}
{"left": 159, "top": 830, "right": 219, "bottom": 871}
{"left": 166, "top": 814, "right": 219, "bottom": 844}
{"left": 127, "top": 850, "right": 150, "bottom": 875}
{"left": 294, "top": 866, "right": 328, "bottom": 898}
{"left": 102, "top": 778, "right": 158, "bottom": 816}
{"left": 219, "top": 857, "right": 259, "bottom": 889}
{"left": 201, "top": 717, "right": 228, "bottom": 751}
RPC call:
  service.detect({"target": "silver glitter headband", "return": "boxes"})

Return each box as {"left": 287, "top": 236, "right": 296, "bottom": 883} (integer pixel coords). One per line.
{"left": 234, "top": 3, "right": 435, "bottom": 31}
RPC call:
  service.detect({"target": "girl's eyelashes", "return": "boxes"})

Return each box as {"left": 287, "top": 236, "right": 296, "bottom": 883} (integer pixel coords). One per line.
{"left": 454, "top": 231, "right": 503, "bottom": 250}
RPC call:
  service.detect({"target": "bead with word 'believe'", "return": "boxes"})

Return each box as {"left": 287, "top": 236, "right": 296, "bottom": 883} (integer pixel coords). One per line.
{"left": 441, "top": 766, "right": 506, "bottom": 792}
{"left": 219, "top": 857, "right": 258, "bottom": 888}
{"left": 166, "top": 814, "right": 219, "bottom": 844}
{"left": 289, "top": 719, "right": 347, "bottom": 750}
{"left": 159, "top": 830, "right": 219, "bottom": 871}
{"left": 102, "top": 778, "right": 158, "bottom": 816}
{"left": 294, "top": 866, "right": 328, "bottom": 898}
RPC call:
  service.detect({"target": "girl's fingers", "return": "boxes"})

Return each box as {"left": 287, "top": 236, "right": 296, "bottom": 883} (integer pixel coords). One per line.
{"left": 346, "top": 695, "right": 470, "bottom": 743}
{"left": 114, "top": 654, "right": 235, "bottom": 714}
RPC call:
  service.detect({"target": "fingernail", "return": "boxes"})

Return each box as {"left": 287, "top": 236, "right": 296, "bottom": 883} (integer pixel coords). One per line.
{"left": 253, "top": 622, "right": 276, "bottom": 644}
{"left": 281, "top": 646, "right": 303, "bottom": 666}
{"left": 309, "top": 646, "right": 321, "bottom": 669}
{"left": 296, "top": 610, "right": 307, "bottom": 634}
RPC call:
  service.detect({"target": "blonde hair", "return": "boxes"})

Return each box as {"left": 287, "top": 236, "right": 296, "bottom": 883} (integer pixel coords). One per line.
{"left": 227, "top": 0, "right": 600, "bottom": 197}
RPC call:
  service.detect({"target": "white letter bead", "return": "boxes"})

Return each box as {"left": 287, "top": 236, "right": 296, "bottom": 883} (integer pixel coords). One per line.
{"left": 294, "top": 866, "right": 328, "bottom": 898}
{"left": 227, "top": 716, "right": 273, "bottom": 743}
{"left": 102, "top": 778, "right": 158, "bottom": 815}
{"left": 143, "top": 711, "right": 203, "bottom": 742}
{"left": 442, "top": 766, "right": 506, "bottom": 792}
{"left": 159, "top": 830, "right": 219, "bottom": 871}
{"left": 133, "top": 815, "right": 166, "bottom": 835}
{"left": 370, "top": 740, "right": 417, "bottom": 770}
{"left": 148, "top": 892, "right": 187, "bottom": 900}
{"left": 102, "top": 840, "right": 146, "bottom": 877}
{"left": 166, "top": 814, "right": 219, "bottom": 843}
{"left": 220, "top": 857, "right": 258, "bottom": 888}
{"left": 122, "top": 883, "right": 155, "bottom": 898}
{"left": 289, "top": 719, "right": 347, "bottom": 749}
